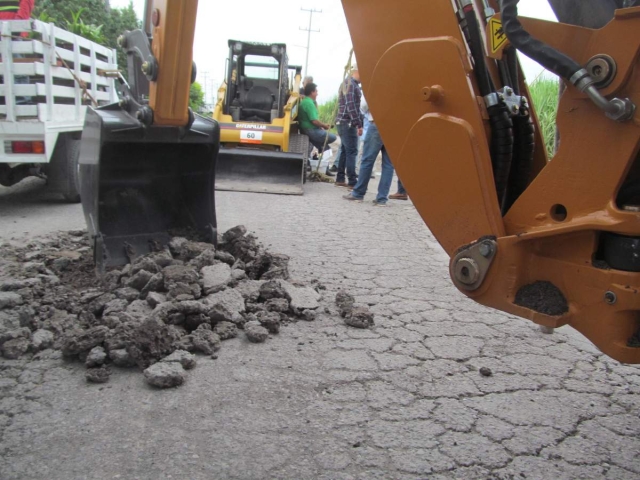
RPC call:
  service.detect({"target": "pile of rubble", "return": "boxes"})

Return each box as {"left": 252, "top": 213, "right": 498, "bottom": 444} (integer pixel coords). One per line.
{"left": 0, "top": 226, "right": 323, "bottom": 388}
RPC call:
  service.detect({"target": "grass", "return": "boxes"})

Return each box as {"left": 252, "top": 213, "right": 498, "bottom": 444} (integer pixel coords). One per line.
{"left": 528, "top": 77, "right": 559, "bottom": 158}
{"left": 318, "top": 95, "right": 338, "bottom": 129}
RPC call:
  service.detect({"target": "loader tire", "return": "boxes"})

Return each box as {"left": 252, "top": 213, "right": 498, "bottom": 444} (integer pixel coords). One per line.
{"left": 48, "top": 134, "right": 81, "bottom": 203}
{"left": 289, "top": 133, "right": 310, "bottom": 184}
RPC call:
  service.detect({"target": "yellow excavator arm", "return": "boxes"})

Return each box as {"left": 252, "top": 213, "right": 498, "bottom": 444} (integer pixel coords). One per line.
{"left": 342, "top": 0, "right": 640, "bottom": 363}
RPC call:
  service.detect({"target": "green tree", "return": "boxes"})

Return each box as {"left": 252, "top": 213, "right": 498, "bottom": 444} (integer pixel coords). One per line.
{"left": 190, "top": 82, "right": 205, "bottom": 112}
{"left": 34, "top": 0, "right": 140, "bottom": 73}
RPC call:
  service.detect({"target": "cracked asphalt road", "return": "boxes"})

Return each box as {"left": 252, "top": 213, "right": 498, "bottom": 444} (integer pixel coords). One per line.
{"left": 1, "top": 180, "right": 639, "bottom": 479}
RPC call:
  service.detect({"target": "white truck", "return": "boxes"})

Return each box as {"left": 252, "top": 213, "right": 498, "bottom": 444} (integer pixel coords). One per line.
{"left": 0, "top": 19, "right": 118, "bottom": 202}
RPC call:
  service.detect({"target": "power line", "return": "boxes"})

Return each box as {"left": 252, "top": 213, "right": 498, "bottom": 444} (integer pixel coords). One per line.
{"left": 299, "top": 7, "right": 322, "bottom": 79}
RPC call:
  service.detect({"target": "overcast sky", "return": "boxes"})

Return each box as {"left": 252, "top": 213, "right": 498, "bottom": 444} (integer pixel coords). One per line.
{"left": 110, "top": 0, "right": 557, "bottom": 105}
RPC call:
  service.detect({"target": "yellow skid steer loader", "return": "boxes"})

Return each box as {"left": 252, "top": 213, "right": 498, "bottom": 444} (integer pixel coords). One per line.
{"left": 212, "top": 40, "right": 308, "bottom": 195}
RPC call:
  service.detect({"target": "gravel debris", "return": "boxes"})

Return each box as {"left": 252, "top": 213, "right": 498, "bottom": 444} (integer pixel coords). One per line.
{"left": 0, "top": 226, "right": 329, "bottom": 389}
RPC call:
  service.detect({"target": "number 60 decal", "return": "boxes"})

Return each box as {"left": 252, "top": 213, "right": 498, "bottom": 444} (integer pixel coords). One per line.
{"left": 240, "top": 130, "right": 263, "bottom": 144}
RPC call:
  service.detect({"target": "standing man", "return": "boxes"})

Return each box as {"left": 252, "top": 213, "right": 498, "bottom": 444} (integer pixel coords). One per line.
{"left": 334, "top": 64, "right": 363, "bottom": 188}
{"left": 342, "top": 107, "right": 396, "bottom": 206}
{"left": 298, "top": 82, "right": 337, "bottom": 175}
{"left": 0, "top": 0, "right": 34, "bottom": 20}
{"left": 389, "top": 180, "right": 409, "bottom": 200}
{"left": 299, "top": 76, "right": 313, "bottom": 98}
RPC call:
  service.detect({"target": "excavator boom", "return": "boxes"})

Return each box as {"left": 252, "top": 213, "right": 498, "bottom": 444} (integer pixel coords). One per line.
{"left": 342, "top": 0, "right": 640, "bottom": 363}
{"left": 79, "top": 0, "right": 219, "bottom": 271}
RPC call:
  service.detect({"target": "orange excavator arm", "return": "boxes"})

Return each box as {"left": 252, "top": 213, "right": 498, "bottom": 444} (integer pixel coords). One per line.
{"left": 147, "top": 0, "right": 198, "bottom": 126}
{"left": 342, "top": 0, "right": 640, "bottom": 363}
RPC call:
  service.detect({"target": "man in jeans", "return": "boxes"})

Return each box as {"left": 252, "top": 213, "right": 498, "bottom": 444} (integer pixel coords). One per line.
{"left": 342, "top": 104, "right": 396, "bottom": 206}
{"left": 298, "top": 82, "right": 337, "bottom": 174}
{"left": 334, "top": 64, "right": 363, "bottom": 187}
{"left": 389, "top": 180, "right": 409, "bottom": 200}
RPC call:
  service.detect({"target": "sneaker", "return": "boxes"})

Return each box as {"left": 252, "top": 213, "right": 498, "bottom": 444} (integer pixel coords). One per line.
{"left": 335, "top": 181, "right": 349, "bottom": 187}
{"left": 325, "top": 168, "right": 336, "bottom": 177}
{"left": 329, "top": 165, "right": 338, "bottom": 173}
{"left": 389, "top": 193, "right": 408, "bottom": 200}
{"left": 372, "top": 200, "right": 387, "bottom": 207}
{"left": 343, "top": 194, "right": 363, "bottom": 202}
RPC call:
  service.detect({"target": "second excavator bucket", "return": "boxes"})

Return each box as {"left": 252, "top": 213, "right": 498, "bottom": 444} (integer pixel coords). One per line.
{"left": 215, "top": 148, "right": 305, "bottom": 195}
{"left": 79, "top": 104, "right": 219, "bottom": 271}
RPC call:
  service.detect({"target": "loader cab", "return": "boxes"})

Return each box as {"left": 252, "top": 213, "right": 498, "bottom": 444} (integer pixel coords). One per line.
{"left": 224, "top": 40, "right": 290, "bottom": 123}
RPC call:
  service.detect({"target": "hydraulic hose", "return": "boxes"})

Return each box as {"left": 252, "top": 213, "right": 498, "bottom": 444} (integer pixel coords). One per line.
{"left": 505, "top": 47, "right": 520, "bottom": 95}
{"left": 461, "top": 4, "right": 494, "bottom": 96}
{"left": 500, "top": 0, "right": 582, "bottom": 80}
{"left": 489, "top": 105, "right": 515, "bottom": 206}
{"left": 459, "top": 1, "right": 513, "bottom": 206}
{"left": 501, "top": 0, "right": 635, "bottom": 121}
{"left": 503, "top": 110, "right": 535, "bottom": 213}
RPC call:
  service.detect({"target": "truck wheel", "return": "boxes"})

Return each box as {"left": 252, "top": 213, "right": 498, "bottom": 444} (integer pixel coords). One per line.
{"left": 289, "top": 134, "right": 310, "bottom": 184}
{"left": 49, "top": 134, "right": 81, "bottom": 203}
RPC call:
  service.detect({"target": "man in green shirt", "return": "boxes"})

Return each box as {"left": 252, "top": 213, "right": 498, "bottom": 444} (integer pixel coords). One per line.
{"left": 299, "top": 82, "right": 337, "bottom": 156}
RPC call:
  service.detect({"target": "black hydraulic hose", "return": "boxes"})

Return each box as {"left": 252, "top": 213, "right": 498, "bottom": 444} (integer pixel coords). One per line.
{"left": 459, "top": 3, "right": 513, "bottom": 206}
{"left": 488, "top": 104, "right": 515, "bottom": 206}
{"left": 500, "top": 0, "right": 582, "bottom": 81}
{"left": 502, "top": 110, "right": 535, "bottom": 213}
{"left": 497, "top": 60, "right": 513, "bottom": 91}
{"left": 462, "top": 5, "right": 494, "bottom": 96}
{"left": 505, "top": 47, "right": 520, "bottom": 95}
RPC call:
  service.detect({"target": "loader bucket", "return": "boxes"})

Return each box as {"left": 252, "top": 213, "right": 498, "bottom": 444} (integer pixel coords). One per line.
{"left": 215, "top": 147, "right": 304, "bottom": 195}
{"left": 79, "top": 105, "right": 219, "bottom": 270}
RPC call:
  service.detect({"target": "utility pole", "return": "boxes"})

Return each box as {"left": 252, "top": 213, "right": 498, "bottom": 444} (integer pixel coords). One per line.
{"left": 299, "top": 7, "right": 322, "bottom": 79}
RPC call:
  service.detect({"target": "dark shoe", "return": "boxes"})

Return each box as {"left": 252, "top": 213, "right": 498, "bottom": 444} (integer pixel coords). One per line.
{"left": 335, "top": 181, "right": 349, "bottom": 187}
{"left": 329, "top": 165, "right": 338, "bottom": 173}
{"left": 389, "top": 193, "right": 408, "bottom": 200}
{"left": 343, "top": 194, "right": 363, "bottom": 202}
{"left": 325, "top": 168, "right": 336, "bottom": 177}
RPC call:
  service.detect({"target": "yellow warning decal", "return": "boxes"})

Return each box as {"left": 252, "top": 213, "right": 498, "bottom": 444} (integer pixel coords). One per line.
{"left": 489, "top": 18, "right": 509, "bottom": 54}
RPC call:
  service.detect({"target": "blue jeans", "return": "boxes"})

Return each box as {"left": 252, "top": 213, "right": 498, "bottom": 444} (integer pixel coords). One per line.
{"left": 337, "top": 123, "right": 358, "bottom": 185}
{"left": 397, "top": 179, "right": 406, "bottom": 195}
{"left": 302, "top": 128, "right": 337, "bottom": 152}
{"left": 350, "top": 122, "right": 394, "bottom": 203}
{"left": 357, "top": 116, "right": 371, "bottom": 168}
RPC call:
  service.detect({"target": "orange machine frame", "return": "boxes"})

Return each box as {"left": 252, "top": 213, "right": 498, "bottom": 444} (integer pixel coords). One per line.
{"left": 342, "top": 0, "right": 640, "bottom": 363}
{"left": 149, "top": 0, "right": 198, "bottom": 126}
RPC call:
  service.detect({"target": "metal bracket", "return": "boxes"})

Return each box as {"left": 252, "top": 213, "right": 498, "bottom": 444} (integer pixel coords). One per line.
{"left": 450, "top": 238, "right": 498, "bottom": 291}
{"left": 484, "top": 87, "right": 527, "bottom": 115}
{"left": 119, "top": 29, "right": 153, "bottom": 104}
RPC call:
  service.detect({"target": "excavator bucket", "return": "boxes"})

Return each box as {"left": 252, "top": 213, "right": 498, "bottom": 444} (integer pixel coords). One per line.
{"left": 215, "top": 148, "right": 305, "bottom": 195}
{"left": 79, "top": 104, "right": 219, "bottom": 270}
